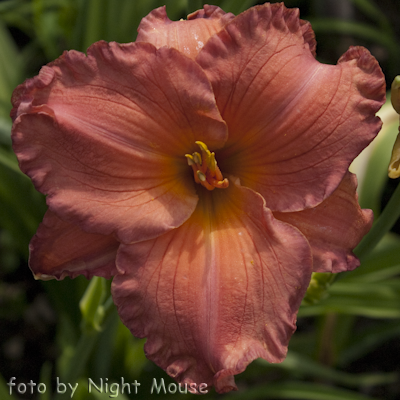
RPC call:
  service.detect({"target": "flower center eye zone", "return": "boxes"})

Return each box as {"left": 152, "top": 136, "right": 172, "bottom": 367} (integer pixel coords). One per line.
{"left": 185, "top": 141, "right": 229, "bottom": 191}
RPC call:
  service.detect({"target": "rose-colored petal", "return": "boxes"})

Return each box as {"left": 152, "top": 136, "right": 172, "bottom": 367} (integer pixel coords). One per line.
{"left": 196, "top": 3, "right": 385, "bottom": 212}
{"left": 12, "top": 41, "right": 228, "bottom": 243}
{"left": 274, "top": 172, "right": 372, "bottom": 273}
{"left": 136, "top": 5, "right": 235, "bottom": 59}
{"left": 30, "top": 210, "right": 120, "bottom": 280}
{"left": 112, "top": 181, "right": 312, "bottom": 393}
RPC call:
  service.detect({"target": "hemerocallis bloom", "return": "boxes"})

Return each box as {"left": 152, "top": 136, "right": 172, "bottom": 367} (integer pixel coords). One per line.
{"left": 11, "top": 2, "right": 385, "bottom": 393}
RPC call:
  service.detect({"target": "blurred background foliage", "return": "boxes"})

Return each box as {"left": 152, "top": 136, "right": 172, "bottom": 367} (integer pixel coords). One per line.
{"left": 1, "top": 0, "right": 400, "bottom": 399}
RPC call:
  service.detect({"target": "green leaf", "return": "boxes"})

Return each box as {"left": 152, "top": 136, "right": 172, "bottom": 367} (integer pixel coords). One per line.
{"left": 308, "top": 19, "right": 400, "bottom": 78}
{"left": 0, "top": 117, "right": 12, "bottom": 145}
{"left": 344, "top": 242, "right": 400, "bottom": 283}
{"left": 0, "top": 19, "right": 23, "bottom": 119}
{"left": 0, "top": 373, "right": 16, "bottom": 400}
{"left": 112, "top": 322, "right": 147, "bottom": 377}
{"left": 0, "top": 147, "right": 46, "bottom": 256}
{"left": 39, "top": 362, "right": 52, "bottom": 400}
{"left": 114, "top": 0, "right": 147, "bottom": 43}
{"left": 162, "top": 0, "right": 188, "bottom": 20}
{"left": 349, "top": 0, "right": 393, "bottom": 33}
{"left": 185, "top": 0, "right": 202, "bottom": 14}
{"left": 228, "top": 381, "right": 379, "bottom": 400}
{"left": 91, "top": 386, "right": 131, "bottom": 400}
{"left": 337, "top": 319, "right": 400, "bottom": 366}
{"left": 300, "top": 280, "right": 400, "bottom": 318}
{"left": 80, "top": 0, "right": 109, "bottom": 50}
{"left": 90, "top": 308, "right": 119, "bottom": 379}
{"left": 257, "top": 351, "right": 397, "bottom": 388}
{"left": 219, "top": 0, "right": 256, "bottom": 14}
{"left": 0, "top": 0, "right": 35, "bottom": 35}
{"left": 58, "top": 323, "right": 99, "bottom": 386}
{"left": 32, "top": 0, "right": 67, "bottom": 59}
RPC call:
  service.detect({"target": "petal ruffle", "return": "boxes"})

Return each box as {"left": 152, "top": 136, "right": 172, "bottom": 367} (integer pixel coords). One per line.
{"left": 274, "top": 172, "right": 372, "bottom": 273}
{"left": 30, "top": 210, "right": 120, "bottom": 280}
{"left": 136, "top": 5, "right": 234, "bottom": 59}
{"left": 196, "top": 3, "right": 385, "bottom": 212}
{"left": 112, "top": 181, "right": 312, "bottom": 393}
{"left": 12, "top": 41, "right": 228, "bottom": 243}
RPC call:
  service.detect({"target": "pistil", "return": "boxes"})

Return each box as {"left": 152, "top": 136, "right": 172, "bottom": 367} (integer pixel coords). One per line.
{"left": 185, "top": 141, "right": 229, "bottom": 191}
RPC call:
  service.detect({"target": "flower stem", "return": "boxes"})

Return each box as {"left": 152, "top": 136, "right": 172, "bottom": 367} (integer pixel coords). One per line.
{"left": 63, "top": 327, "right": 98, "bottom": 383}
{"left": 52, "top": 327, "right": 99, "bottom": 400}
{"left": 355, "top": 180, "right": 400, "bottom": 260}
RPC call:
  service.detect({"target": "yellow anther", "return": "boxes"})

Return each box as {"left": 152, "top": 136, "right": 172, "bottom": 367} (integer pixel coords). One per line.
{"left": 195, "top": 141, "right": 209, "bottom": 153}
{"left": 197, "top": 170, "right": 206, "bottom": 182}
{"left": 193, "top": 152, "right": 202, "bottom": 165}
{"left": 185, "top": 154, "right": 195, "bottom": 166}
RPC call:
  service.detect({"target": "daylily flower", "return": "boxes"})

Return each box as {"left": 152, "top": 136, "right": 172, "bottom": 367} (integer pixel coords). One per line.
{"left": 11, "top": 2, "right": 385, "bottom": 393}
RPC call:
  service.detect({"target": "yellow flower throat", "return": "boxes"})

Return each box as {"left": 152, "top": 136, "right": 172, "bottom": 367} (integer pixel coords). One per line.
{"left": 185, "top": 141, "right": 229, "bottom": 191}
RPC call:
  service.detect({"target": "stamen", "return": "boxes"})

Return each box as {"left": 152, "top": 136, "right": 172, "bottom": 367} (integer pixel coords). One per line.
{"left": 197, "top": 171, "right": 206, "bottom": 182}
{"left": 214, "top": 164, "right": 223, "bottom": 181}
{"left": 186, "top": 142, "right": 229, "bottom": 191}
{"left": 208, "top": 152, "right": 216, "bottom": 172}
{"left": 193, "top": 152, "right": 202, "bottom": 165}
{"left": 209, "top": 177, "right": 229, "bottom": 189}
{"left": 185, "top": 154, "right": 195, "bottom": 166}
{"left": 195, "top": 141, "right": 208, "bottom": 154}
